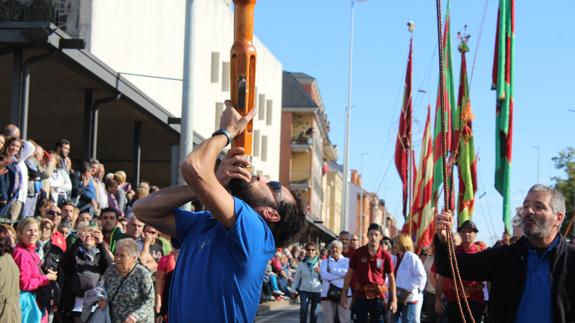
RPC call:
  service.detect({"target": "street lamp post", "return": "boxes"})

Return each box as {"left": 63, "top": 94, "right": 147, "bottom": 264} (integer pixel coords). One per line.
{"left": 342, "top": 0, "right": 366, "bottom": 232}
{"left": 359, "top": 152, "right": 367, "bottom": 243}
{"left": 531, "top": 145, "right": 540, "bottom": 183}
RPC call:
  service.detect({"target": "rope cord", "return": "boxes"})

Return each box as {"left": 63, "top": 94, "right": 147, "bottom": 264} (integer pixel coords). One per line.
{"left": 434, "top": 0, "right": 475, "bottom": 322}
{"left": 470, "top": 0, "right": 490, "bottom": 88}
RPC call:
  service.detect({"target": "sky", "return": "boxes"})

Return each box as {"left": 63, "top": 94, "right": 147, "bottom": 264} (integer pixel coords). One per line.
{"left": 252, "top": 0, "right": 575, "bottom": 244}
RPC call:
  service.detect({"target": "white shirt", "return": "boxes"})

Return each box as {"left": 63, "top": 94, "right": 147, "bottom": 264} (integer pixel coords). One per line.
{"left": 94, "top": 179, "right": 108, "bottom": 209}
{"left": 395, "top": 251, "right": 427, "bottom": 303}
{"left": 319, "top": 255, "right": 352, "bottom": 297}
{"left": 14, "top": 141, "right": 35, "bottom": 203}
{"left": 423, "top": 255, "right": 436, "bottom": 293}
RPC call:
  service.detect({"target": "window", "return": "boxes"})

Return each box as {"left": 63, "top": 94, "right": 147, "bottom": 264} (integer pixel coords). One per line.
{"left": 215, "top": 102, "right": 224, "bottom": 130}
{"left": 258, "top": 94, "right": 266, "bottom": 120}
{"left": 221, "top": 62, "right": 230, "bottom": 91}
{"left": 253, "top": 130, "right": 260, "bottom": 157}
{"left": 266, "top": 99, "right": 273, "bottom": 125}
{"left": 261, "top": 135, "right": 268, "bottom": 162}
{"left": 210, "top": 52, "right": 220, "bottom": 83}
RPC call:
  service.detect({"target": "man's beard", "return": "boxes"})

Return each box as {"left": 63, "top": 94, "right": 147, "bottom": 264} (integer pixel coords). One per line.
{"left": 521, "top": 214, "right": 551, "bottom": 241}
{"left": 229, "top": 178, "right": 251, "bottom": 201}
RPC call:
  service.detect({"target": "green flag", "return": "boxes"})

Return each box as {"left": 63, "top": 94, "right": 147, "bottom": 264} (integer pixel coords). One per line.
{"left": 432, "top": 0, "right": 456, "bottom": 210}
{"left": 456, "top": 39, "right": 477, "bottom": 226}
{"left": 492, "top": 0, "right": 515, "bottom": 233}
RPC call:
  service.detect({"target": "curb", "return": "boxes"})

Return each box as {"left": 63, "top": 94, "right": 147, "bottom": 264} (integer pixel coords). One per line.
{"left": 256, "top": 299, "right": 292, "bottom": 315}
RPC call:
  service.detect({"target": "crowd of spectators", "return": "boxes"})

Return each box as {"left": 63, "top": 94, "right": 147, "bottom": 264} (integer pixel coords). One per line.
{"left": 0, "top": 122, "right": 510, "bottom": 323}
{"left": 0, "top": 124, "right": 173, "bottom": 323}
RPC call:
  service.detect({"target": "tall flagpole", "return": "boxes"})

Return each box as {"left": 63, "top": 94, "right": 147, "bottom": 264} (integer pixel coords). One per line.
{"left": 342, "top": 0, "right": 366, "bottom": 232}
{"left": 407, "top": 22, "right": 415, "bottom": 237}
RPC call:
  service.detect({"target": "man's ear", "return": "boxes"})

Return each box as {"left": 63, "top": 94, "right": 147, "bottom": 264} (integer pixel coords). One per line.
{"left": 261, "top": 207, "right": 281, "bottom": 223}
{"left": 556, "top": 212, "right": 565, "bottom": 226}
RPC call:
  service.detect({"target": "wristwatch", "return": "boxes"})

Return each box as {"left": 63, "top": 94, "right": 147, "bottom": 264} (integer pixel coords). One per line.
{"left": 211, "top": 128, "right": 232, "bottom": 146}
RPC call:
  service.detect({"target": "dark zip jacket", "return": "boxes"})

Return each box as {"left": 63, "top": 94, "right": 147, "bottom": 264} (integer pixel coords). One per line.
{"left": 434, "top": 235, "right": 575, "bottom": 323}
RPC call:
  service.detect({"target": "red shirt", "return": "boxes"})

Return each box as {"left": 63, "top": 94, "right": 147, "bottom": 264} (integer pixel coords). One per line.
{"left": 158, "top": 253, "right": 177, "bottom": 273}
{"left": 442, "top": 242, "right": 486, "bottom": 303}
{"left": 342, "top": 247, "right": 356, "bottom": 259}
{"left": 349, "top": 245, "right": 394, "bottom": 299}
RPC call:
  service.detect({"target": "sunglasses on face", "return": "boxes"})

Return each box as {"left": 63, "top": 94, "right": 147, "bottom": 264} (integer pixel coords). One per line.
{"left": 266, "top": 181, "right": 283, "bottom": 209}
{"left": 47, "top": 211, "right": 62, "bottom": 216}
{"left": 306, "top": 248, "right": 316, "bottom": 252}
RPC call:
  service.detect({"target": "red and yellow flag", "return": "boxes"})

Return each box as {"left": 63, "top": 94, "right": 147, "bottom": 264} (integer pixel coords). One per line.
{"left": 395, "top": 36, "right": 413, "bottom": 219}
{"left": 403, "top": 105, "right": 435, "bottom": 250}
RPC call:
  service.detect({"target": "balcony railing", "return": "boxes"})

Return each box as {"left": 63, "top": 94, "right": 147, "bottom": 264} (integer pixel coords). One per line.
{"left": 0, "top": 0, "right": 68, "bottom": 29}
{"left": 291, "top": 142, "right": 312, "bottom": 152}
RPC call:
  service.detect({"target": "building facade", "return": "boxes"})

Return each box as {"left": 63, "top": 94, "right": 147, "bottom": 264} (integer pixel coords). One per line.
{"left": 56, "top": 0, "right": 283, "bottom": 179}
{"left": 280, "top": 71, "right": 338, "bottom": 242}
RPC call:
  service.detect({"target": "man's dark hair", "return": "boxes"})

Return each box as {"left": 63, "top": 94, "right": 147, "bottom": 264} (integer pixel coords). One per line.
{"left": 268, "top": 189, "right": 306, "bottom": 247}
{"left": 79, "top": 162, "right": 92, "bottom": 175}
{"left": 59, "top": 200, "right": 75, "bottom": 208}
{"left": 101, "top": 207, "right": 121, "bottom": 220}
{"left": 55, "top": 139, "right": 71, "bottom": 150}
{"left": 228, "top": 179, "right": 305, "bottom": 246}
{"left": 339, "top": 230, "right": 350, "bottom": 237}
{"left": 367, "top": 223, "right": 383, "bottom": 235}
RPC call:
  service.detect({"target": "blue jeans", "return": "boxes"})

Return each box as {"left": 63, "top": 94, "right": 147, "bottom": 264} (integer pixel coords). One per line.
{"left": 351, "top": 297, "right": 387, "bottom": 323}
{"left": 299, "top": 291, "right": 320, "bottom": 323}
{"left": 394, "top": 302, "right": 419, "bottom": 323}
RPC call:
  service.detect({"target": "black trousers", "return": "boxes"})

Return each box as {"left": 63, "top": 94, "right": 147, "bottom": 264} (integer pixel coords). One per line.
{"left": 446, "top": 300, "right": 485, "bottom": 323}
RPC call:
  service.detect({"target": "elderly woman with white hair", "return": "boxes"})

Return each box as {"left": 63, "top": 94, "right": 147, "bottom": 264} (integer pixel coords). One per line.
{"left": 319, "top": 240, "right": 352, "bottom": 323}
{"left": 103, "top": 238, "right": 154, "bottom": 323}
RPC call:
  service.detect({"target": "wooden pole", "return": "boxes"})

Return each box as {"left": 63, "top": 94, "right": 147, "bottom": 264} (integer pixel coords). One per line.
{"left": 231, "top": 0, "right": 257, "bottom": 155}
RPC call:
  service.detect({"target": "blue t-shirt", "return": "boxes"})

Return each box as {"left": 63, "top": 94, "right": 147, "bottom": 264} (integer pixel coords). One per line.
{"left": 169, "top": 197, "right": 276, "bottom": 322}
{"left": 515, "top": 235, "right": 560, "bottom": 323}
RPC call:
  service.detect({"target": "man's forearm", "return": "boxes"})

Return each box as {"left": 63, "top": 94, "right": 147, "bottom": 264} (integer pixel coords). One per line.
{"left": 134, "top": 185, "right": 195, "bottom": 220}
{"left": 388, "top": 273, "right": 397, "bottom": 302}
{"left": 435, "top": 276, "right": 444, "bottom": 302}
{"left": 342, "top": 270, "right": 353, "bottom": 293}
{"left": 181, "top": 135, "right": 227, "bottom": 184}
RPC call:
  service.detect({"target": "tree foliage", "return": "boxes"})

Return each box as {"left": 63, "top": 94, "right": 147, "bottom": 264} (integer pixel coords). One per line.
{"left": 551, "top": 147, "right": 575, "bottom": 237}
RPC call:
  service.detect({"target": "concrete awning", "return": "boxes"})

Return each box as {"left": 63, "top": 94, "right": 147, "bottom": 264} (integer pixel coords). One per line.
{"left": 0, "top": 22, "right": 201, "bottom": 187}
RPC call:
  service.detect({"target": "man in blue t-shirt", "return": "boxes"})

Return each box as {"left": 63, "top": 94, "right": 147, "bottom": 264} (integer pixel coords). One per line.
{"left": 134, "top": 101, "right": 305, "bottom": 322}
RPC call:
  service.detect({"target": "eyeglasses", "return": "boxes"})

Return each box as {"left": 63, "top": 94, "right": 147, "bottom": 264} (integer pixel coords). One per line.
{"left": 266, "top": 181, "right": 283, "bottom": 209}
{"left": 47, "top": 210, "right": 62, "bottom": 216}
{"left": 306, "top": 248, "right": 316, "bottom": 252}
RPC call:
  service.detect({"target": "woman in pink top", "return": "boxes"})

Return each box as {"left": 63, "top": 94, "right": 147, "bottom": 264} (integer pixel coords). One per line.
{"left": 12, "top": 217, "right": 58, "bottom": 323}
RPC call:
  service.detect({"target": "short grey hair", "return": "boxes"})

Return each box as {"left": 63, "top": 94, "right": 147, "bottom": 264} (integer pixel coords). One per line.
{"left": 115, "top": 238, "right": 140, "bottom": 258}
{"left": 528, "top": 184, "right": 566, "bottom": 215}
{"left": 328, "top": 240, "right": 343, "bottom": 250}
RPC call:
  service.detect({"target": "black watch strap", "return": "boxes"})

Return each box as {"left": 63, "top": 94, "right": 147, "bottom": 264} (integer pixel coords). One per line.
{"left": 211, "top": 128, "right": 232, "bottom": 146}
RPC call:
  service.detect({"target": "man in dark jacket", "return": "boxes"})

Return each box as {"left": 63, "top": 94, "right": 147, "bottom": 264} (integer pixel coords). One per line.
{"left": 434, "top": 184, "right": 575, "bottom": 323}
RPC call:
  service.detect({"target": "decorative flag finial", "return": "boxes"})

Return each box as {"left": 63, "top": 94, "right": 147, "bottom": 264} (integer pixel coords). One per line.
{"left": 457, "top": 25, "right": 470, "bottom": 53}
{"left": 407, "top": 21, "right": 416, "bottom": 33}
